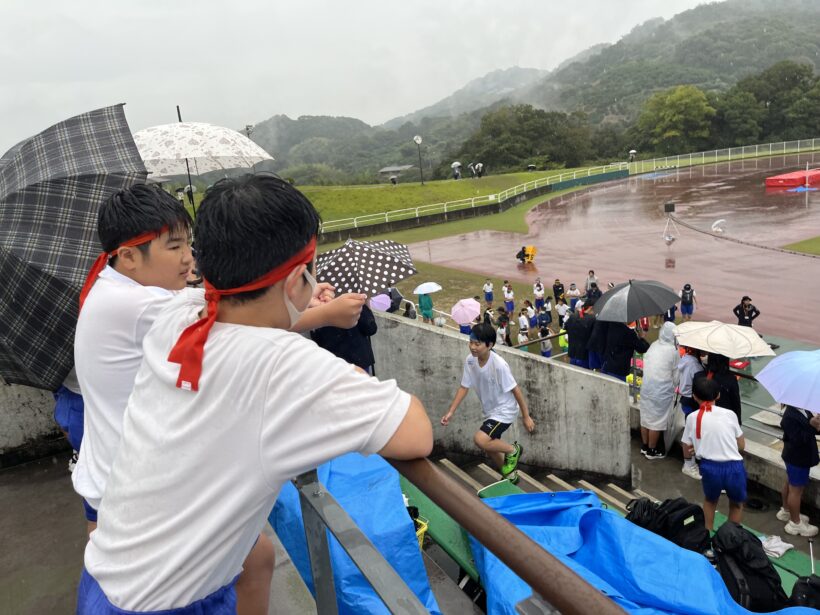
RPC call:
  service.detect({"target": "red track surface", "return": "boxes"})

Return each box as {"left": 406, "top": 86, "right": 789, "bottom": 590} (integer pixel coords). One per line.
{"left": 409, "top": 154, "right": 820, "bottom": 344}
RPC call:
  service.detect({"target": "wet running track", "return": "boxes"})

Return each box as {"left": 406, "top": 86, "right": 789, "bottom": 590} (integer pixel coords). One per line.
{"left": 409, "top": 153, "right": 820, "bottom": 345}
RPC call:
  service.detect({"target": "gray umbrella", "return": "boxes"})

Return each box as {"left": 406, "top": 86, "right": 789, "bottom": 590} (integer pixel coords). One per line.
{"left": 0, "top": 105, "right": 147, "bottom": 389}
{"left": 592, "top": 279, "right": 679, "bottom": 323}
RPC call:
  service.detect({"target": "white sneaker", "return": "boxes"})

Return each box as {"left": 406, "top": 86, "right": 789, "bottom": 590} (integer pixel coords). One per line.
{"left": 681, "top": 465, "right": 702, "bottom": 480}
{"left": 784, "top": 520, "right": 819, "bottom": 537}
{"left": 68, "top": 450, "right": 78, "bottom": 473}
{"left": 776, "top": 507, "right": 809, "bottom": 523}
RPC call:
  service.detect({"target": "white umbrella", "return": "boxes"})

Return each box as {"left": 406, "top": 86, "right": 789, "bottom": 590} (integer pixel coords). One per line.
{"left": 451, "top": 161, "right": 462, "bottom": 168}
{"left": 675, "top": 320, "right": 775, "bottom": 359}
{"left": 757, "top": 350, "right": 820, "bottom": 413}
{"left": 133, "top": 122, "right": 273, "bottom": 176}
{"left": 413, "top": 282, "right": 442, "bottom": 295}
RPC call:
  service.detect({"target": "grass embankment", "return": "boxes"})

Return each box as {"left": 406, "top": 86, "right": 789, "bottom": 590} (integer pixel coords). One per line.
{"left": 784, "top": 236, "right": 820, "bottom": 255}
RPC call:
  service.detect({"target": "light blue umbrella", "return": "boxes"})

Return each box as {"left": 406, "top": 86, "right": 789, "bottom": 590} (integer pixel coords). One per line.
{"left": 756, "top": 350, "right": 820, "bottom": 414}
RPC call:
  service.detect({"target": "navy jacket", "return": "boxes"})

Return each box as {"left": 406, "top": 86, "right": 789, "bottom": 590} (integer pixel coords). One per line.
{"left": 311, "top": 305, "right": 377, "bottom": 372}
{"left": 781, "top": 406, "right": 820, "bottom": 468}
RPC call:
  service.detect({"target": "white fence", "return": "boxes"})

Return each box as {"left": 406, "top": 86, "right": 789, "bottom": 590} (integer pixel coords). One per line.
{"left": 320, "top": 138, "right": 820, "bottom": 234}
{"left": 319, "top": 163, "right": 628, "bottom": 233}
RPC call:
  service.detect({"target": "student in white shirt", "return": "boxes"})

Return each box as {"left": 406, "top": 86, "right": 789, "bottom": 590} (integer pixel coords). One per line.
{"left": 483, "top": 279, "right": 494, "bottom": 306}
{"left": 681, "top": 378, "right": 746, "bottom": 531}
{"left": 533, "top": 278, "right": 545, "bottom": 310}
{"left": 565, "top": 283, "right": 581, "bottom": 311}
{"left": 441, "top": 323, "right": 534, "bottom": 482}
{"left": 77, "top": 174, "right": 433, "bottom": 614}
{"left": 517, "top": 309, "right": 530, "bottom": 345}
{"left": 555, "top": 298, "right": 570, "bottom": 328}
{"left": 503, "top": 280, "right": 515, "bottom": 314}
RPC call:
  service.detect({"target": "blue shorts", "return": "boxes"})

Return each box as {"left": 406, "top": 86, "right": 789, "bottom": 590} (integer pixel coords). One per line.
{"left": 53, "top": 386, "right": 84, "bottom": 450}
{"left": 504, "top": 300, "right": 514, "bottom": 313}
{"left": 459, "top": 324, "right": 472, "bottom": 335}
{"left": 77, "top": 568, "right": 238, "bottom": 614}
{"left": 699, "top": 459, "right": 747, "bottom": 503}
{"left": 535, "top": 298, "right": 544, "bottom": 310}
{"left": 484, "top": 292, "right": 493, "bottom": 302}
{"left": 588, "top": 351, "right": 602, "bottom": 370}
{"left": 680, "top": 397, "right": 698, "bottom": 417}
{"left": 529, "top": 316, "right": 538, "bottom": 328}
{"left": 83, "top": 500, "right": 98, "bottom": 523}
{"left": 603, "top": 371, "right": 626, "bottom": 382}
{"left": 681, "top": 303, "right": 694, "bottom": 316}
{"left": 541, "top": 348, "right": 552, "bottom": 358}
{"left": 571, "top": 358, "right": 589, "bottom": 369}
{"left": 570, "top": 298, "right": 578, "bottom": 311}
{"left": 786, "top": 463, "right": 811, "bottom": 487}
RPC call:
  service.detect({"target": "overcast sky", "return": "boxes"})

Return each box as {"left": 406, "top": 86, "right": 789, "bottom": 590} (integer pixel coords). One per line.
{"left": 0, "top": 0, "right": 709, "bottom": 153}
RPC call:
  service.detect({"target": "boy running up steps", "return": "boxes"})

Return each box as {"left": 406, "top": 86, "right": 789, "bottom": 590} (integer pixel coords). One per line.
{"left": 76, "top": 174, "right": 432, "bottom": 613}
{"left": 441, "top": 323, "right": 535, "bottom": 483}
{"left": 681, "top": 378, "right": 747, "bottom": 531}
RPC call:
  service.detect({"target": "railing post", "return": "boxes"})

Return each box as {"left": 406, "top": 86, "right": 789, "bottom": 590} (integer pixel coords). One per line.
{"left": 353, "top": 217, "right": 358, "bottom": 229}
{"left": 296, "top": 471, "right": 339, "bottom": 615}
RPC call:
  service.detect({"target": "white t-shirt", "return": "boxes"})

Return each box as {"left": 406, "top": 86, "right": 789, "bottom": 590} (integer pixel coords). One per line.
{"left": 556, "top": 304, "right": 570, "bottom": 318}
{"left": 533, "top": 285, "right": 544, "bottom": 299}
{"left": 543, "top": 300, "right": 552, "bottom": 312}
{"left": 518, "top": 314, "right": 529, "bottom": 330}
{"left": 72, "top": 266, "right": 174, "bottom": 509}
{"left": 566, "top": 287, "right": 581, "bottom": 299}
{"left": 681, "top": 405, "right": 743, "bottom": 462}
{"left": 503, "top": 287, "right": 514, "bottom": 301}
{"left": 460, "top": 352, "right": 519, "bottom": 423}
{"left": 496, "top": 326, "right": 507, "bottom": 346}
{"left": 517, "top": 331, "right": 530, "bottom": 345}
{"left": 483, "top": 282, "right": 493, "bottom": 293}
{"left": 85, "top": 290, "right": 410, "bottom": 611}
{"left": 526, "top": 306, "right": 536, "bottom": 319}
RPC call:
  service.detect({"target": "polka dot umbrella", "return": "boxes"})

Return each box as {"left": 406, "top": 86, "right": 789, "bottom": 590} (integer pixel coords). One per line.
{"left": 316, "top": 239, "right": 417, "bottom": 296}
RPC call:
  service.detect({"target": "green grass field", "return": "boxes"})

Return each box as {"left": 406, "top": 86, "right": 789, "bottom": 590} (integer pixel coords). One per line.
{"left": 784, "top": 235, "right": 820, "bottom": 255}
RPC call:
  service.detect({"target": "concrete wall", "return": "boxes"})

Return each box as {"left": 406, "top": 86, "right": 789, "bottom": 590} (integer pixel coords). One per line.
{"left": 372, "top": 313, "right": 632, "bottom": 480}
{"left": 0, "top": 378, "right": 64, "bottom": 467}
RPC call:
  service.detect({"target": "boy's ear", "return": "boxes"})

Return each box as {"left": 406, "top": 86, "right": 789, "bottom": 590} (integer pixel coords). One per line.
{"left": 115, "top": 245, "right": 141, "bottom": 272}
{"left": 283, "top": 264, "right": 307, "bottom": 298}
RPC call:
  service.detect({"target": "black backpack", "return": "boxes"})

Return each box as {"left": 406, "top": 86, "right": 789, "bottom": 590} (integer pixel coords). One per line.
{"left": 626, "top": 497, "right": 711, "bottom": 554}
{"left": 789, "top": 539, "right": 819, "bottom": 607}
{"left": 713, "top": 522, "right": 788, "bottom": 612}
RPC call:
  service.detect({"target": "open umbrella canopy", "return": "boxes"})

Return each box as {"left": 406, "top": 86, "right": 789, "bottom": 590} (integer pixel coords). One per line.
{"left": 451, "top": 298, "right": 481, "bottom": 325}
{"left": 369, "top": 294, "right": 391, "bottom": 311}
{"left": 675, "top": 320, "right": 775, "bottom": 359}
{"left": 133, "top": 122, "right": 273, "bottom": 176}
{"left": 0, "top": 105, "right": 147, "bottom": 389}
{"left": 451, "top": 161, "right": 462, "bottom": 168}
{"left": 756, "top": 350, "right": 820, "bottom": 413}
{"left": 593, "top": 279, "right": 679, "bottom": 323}
{"left": 413, "top": 282, "right": 442, "bottom": 295}
{"left": 317, "top": 238, "right": 414, "bottom": 273}
{"left": 315, "top": 239, "right": 416, "bottom": 296}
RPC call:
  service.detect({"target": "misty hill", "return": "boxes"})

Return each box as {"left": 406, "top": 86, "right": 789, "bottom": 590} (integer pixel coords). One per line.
{"left": 519, "top": 0, "right": 820, "bottom": 122}
{"left": 383, "top": 67, "right": 548, "bottom": 129}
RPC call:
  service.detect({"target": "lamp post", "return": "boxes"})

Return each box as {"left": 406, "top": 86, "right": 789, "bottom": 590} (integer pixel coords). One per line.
{"left": 413, "top": 135, "right": 424, "bottom": 185}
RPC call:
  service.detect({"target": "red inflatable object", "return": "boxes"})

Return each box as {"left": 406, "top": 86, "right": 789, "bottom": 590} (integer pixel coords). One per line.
{"left": 765, "top": 168, "right": 820, "bottom": 187}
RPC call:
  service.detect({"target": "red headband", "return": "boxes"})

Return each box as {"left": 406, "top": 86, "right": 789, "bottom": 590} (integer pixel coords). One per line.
{"left": 78, "top": 228, "right": 167, "bottom": 310}
{"left": 695, "top": 400, "right": 713, "bottom": 439}
{"left": 168, "top": 236, "right": 317, "bottom": 392}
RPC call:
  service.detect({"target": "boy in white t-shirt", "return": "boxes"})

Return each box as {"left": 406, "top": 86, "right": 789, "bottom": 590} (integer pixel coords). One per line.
{"left": 77, "top": 174, "right": 433, "bottom": 613}
{"left": 503, "top": 280, "right": 515, "bottom": 314}
{"left": 483, "top": 279, "right": 494, "bottom": 307}
{"left": 441, "top": 323, "right": 535, "bottom": 482}
{"left": 681, "top": 378, "right": 747, "bottom": 531}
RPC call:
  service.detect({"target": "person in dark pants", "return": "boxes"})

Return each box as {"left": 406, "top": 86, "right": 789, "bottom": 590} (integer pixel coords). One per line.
{"left": 586, "top": 316, "right": 608, "bottom": 371}
{"left": 311, "top": 304, "right": 378, "bottom": 374}
{"left": 601, "top": 322, "right": 650, "bottom": 381}
{"left": 564, "top": 304, "right": 594, "bottom": 368}
{"left": 694, "top": 353, "right": 742, "bottom": 425}
{"left": 733, "top": 296, "right": 760, "bottom": 328}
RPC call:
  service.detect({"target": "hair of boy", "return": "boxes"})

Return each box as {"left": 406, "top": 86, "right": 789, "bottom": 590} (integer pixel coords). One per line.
{"left": 98, "top": 184, "right": 192, "bottom": 265}
{"left": 706, "top": 353, "right": 730, "bottom": 375}
{"left": 470, "top": 322, "right": 496, "bottom": 347}
{"left": 692, "top": 376, "right": 720, "bottom": 402}
{"left": 194, "top": 173, "right": 321, "bottom": 304}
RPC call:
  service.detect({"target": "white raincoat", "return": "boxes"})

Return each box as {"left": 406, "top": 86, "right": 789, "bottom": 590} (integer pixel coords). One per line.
{"left": 639, "top": 322, "right": 680, "bottom": 430}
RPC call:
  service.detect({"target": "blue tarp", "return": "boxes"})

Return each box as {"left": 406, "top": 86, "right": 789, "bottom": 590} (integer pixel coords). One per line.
{"left": 469, "top": 490, "right": 814, "bottom": 615}
{"left": 268, "top": 453, "right": 441, "bottom": 614}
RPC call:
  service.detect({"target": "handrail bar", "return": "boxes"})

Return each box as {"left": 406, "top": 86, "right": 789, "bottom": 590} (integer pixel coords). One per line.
{"left": 390, "top": 458, "right": 626, "bottom": 615}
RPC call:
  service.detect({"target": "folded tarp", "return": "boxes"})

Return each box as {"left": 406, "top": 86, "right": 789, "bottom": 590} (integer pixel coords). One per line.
{"left": 469, "top": 490, "right": 813, "bottom": 615}
{"left": 269, "top": 453, "right": 441, "bottom": 614}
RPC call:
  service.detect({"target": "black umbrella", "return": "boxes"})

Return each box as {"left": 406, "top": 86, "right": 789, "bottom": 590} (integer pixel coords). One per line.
{"left": 0, "top": 105, "right": 147, "bottom": 389}
{"left": 592, "top": 279, "right": 679, "bottom": 323}
{"left": 316, "top": 239, "right": 417, "bottom": 296}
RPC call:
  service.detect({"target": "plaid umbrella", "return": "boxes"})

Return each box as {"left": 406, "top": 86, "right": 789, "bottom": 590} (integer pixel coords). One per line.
{"left": 316, "top": 239, "right": 416, "bottom": 296}
{"left": 0, "top": 105, "right": 147, "bottom": 390}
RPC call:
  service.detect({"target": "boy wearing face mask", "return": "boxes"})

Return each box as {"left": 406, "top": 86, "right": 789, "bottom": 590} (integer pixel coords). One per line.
{"left": 76, "top": 174, "right": 433, "bottom": 613}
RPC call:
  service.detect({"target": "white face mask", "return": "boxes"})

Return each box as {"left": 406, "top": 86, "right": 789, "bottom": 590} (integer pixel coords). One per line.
{"left": 284, "top": 268, "right": 317, "bottom": 328}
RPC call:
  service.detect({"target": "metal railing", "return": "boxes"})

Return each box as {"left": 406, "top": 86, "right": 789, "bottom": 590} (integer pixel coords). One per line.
{"left": 295, "top": 458, "right": 625, "bottom": 614}
{"left": 319, "top": 163, "right": 628, "bottom": 233}
{"left": 319, "top": 137, "right": 820, "bottom": 235}
{"left": 628, "top": 138, "right": 820, "bottom": 175}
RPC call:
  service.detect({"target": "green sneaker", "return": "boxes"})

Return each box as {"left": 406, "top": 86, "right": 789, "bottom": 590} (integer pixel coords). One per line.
{"left": 501, "top": 442, "right": 522, "bottom": 477}
{"left": 507, "top": 471, "right": 520, "bottom": 485}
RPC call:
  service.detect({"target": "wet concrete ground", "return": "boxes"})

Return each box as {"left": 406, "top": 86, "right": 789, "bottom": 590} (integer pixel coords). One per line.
{"left": 409, "top": 154, "right": 820, "bottom": 344}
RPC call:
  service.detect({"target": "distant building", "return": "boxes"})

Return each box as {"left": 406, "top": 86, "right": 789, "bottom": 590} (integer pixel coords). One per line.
{"left": 378, "top": 164, "right": 415, "bottom": 182}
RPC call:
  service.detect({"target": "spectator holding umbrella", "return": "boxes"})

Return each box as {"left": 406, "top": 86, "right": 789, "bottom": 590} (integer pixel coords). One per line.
{"left": 733, "top": 295, "right": 760, "bottom": 328}
{"left": 312, "top": 304, "right": 378, "bottom": 375}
